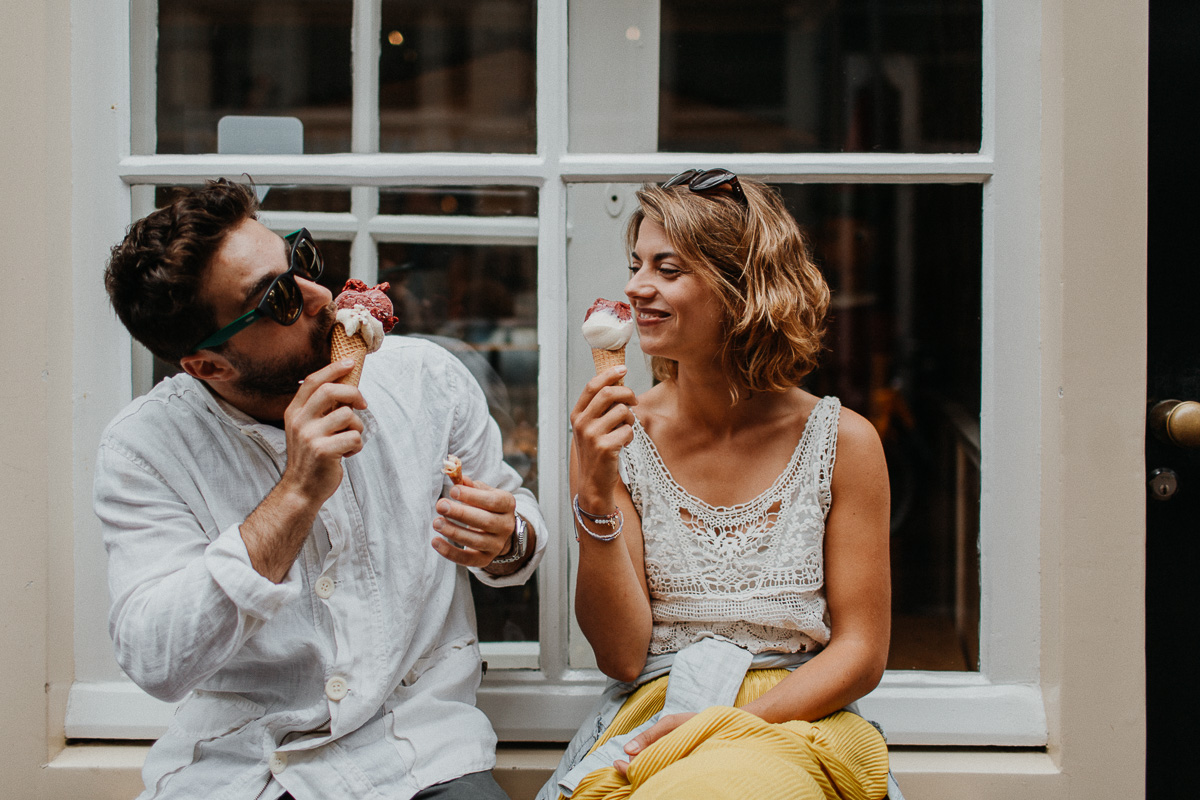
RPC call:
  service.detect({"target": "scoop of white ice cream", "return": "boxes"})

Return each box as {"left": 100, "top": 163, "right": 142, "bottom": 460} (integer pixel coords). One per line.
{"left": 582, "top": 308, "right": 634, "bottom": 351}
{"left": 336, "top": 305, "right": 387, "bottom": 353}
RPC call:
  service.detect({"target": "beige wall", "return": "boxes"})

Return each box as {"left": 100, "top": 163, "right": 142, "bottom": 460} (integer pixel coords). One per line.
{"left": 1, "top": 0, "right": 70, "bottom": 795}
{"left": 1040, "top": 0, "right": 1148, "bottom": 796}
{"left": 1, "top": 0, "right": 1148, "bottom": 796}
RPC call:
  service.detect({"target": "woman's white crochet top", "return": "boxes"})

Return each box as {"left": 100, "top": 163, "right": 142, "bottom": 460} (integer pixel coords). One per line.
{"left": 620, "top": 396, "right": 840, "bottom": 655}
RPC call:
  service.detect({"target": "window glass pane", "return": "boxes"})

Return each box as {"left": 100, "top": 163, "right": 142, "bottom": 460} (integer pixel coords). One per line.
{"left": 156, "top": 0, "right": 352, "bottom": 154}
{"left": 781, "top": 183, "right": 981, "bottom": 670}
{"left": 659, "top": 0, "right": 982, "bottom": 153}
{"left": 379, "top": 0, "right": 536, "bottom": 153}
{"left": 260, "top": 186, "right": 352, "bottom": 214}
{"left": 377, "top": 241, "right": 539, "bottom": 643}
{"left": 379, "top": 186, "right": 539, "bottom": 216}
{"left": 154, "top": 185, "right": 352, "bottom": 214}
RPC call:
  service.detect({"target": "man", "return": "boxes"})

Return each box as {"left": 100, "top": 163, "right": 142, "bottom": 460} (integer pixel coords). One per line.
{"left": 96, "top": 179, "right": 546, "bottom": 800}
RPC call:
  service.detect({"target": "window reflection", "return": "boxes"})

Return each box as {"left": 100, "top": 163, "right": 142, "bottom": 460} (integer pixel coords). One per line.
{"left": 781, "top": 183, "right": 982, "bottom": 670}
{"left": 156, "top": 0, "right": 353, "bottom": 154}
{"left": 659, "top": 0, "right": 982, "bottom": 153}
{"left": 379, "top": 0, "right": 536, "bottom": 153}
{"left": 378, "top": 241, "right": 540, "bottom": 644}
{"left": 154, "top": 185, "right": 352, "bottom": 214}
{"left": 379, "top": 186, "right": 539, "bottom": 217}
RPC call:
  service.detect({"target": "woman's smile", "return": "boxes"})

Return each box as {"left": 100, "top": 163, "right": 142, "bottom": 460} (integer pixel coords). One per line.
{"left": 634, "top": 307, "right": 670, "bottom": 325}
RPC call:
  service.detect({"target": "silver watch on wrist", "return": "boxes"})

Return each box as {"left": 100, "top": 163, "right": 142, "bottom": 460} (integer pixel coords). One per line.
{"left": 491, "top": 514, "right": 528, "bottom": 565}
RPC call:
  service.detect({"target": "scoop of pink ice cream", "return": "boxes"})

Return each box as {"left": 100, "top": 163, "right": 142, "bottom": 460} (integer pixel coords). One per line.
{"left": 334, "top": 280, "right": 398, "bottom": 333}
{"left": 584, "top": 298, "right": 632, "bottom": 323}
{"left": 582, "top": 298, "right": 634, "bottom": 350}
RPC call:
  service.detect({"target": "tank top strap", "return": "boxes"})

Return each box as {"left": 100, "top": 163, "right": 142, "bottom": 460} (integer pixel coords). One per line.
{"left": 809, "top": 396, "right": 841, "bottom": 517}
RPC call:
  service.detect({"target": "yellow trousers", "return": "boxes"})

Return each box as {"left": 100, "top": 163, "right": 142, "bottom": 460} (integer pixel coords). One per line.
{"left": 565, "top": 669, "right": 889, "bottom": 800}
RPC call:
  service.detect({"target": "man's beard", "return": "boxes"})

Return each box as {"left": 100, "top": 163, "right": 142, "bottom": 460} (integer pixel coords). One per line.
{"left": 225, "top": 305, "right": 336, "bottom": 399}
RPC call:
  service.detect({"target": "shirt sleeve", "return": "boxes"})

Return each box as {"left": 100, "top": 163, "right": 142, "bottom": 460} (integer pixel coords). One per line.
{"left": 433, "top": 352, "right": 550, "bottom": 588}
{"left": 95, "top": 440, "right": 300, "bottom": 702}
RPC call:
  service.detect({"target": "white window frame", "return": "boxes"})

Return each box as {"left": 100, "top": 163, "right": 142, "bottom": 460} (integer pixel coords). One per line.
{"left": 67, "top": 0, "right": 1046, "bottom": 745}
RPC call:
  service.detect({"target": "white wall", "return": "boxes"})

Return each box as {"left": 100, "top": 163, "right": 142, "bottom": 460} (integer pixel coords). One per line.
{"left": 0, "top": 0, "right": 1148, "bottom": 796}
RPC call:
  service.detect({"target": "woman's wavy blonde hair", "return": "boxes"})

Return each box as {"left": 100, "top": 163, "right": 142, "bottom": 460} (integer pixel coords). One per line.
{"left": 626, "top": 176, "right": 830, "bottom": 400}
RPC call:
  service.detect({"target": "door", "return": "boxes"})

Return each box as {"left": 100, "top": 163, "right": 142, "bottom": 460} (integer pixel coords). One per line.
{"left": 1146, "top": 0, "right": 1200, "bottom": 794}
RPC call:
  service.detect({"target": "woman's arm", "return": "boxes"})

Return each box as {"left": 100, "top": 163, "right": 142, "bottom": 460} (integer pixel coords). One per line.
{"left": 570, "top": 367, "right": 654, "bottom": 681}
{"left": 741, "top": 406, "right": 891, "bottom": 723}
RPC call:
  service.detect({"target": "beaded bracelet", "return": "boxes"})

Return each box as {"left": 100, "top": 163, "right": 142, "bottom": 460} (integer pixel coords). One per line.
{"left": 572, "top": 494, "right": 624, "bottom": 541}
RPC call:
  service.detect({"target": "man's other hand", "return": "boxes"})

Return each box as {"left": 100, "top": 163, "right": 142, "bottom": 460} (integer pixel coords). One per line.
{"left": 432, "top": 477, "right": 524, "bottom": 570}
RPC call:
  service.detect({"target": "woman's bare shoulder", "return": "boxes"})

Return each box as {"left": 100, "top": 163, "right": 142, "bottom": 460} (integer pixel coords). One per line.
{"left": 831, "top": 403, "right": 888, "bottom": 483}
{"left": 633, "top": 381, "right": 674, "bottom": 428}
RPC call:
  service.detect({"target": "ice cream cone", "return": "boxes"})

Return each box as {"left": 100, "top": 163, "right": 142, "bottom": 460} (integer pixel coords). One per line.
{"left": 591, "top": 346, "right": 626, "bottom": 385}
{"left": 443, "top": 455, "right": 464, "bottom": 485}
{"left": 331, "top": 323, "right": 368, "bottom": 386}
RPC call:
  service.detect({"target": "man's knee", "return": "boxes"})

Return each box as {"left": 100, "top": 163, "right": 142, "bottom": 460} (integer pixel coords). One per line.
{"left": 412, "top": 770, "right": 511, "bottom": 800}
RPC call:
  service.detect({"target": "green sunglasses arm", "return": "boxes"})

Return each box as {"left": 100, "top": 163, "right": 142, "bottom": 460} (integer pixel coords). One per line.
{"left": 192, "top": 308, "right": 264, "bottom": 352}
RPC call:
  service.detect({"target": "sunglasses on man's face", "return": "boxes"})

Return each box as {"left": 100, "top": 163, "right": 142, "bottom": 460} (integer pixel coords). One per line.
{"left": 661, "top": 168, "right": 747, "bottom": 207}
{"left": 192, "top": 228, "right": 323, "bottom": 352}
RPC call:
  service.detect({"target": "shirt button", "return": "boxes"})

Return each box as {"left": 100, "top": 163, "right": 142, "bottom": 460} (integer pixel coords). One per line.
{"left": 269, "top": 752, "right": 288, "bottom": 774}
{"left": 325, "top": 676, "right": 349, "bottom": 701}
{"left": 314, "top": 576, "right": 335, "bottom": 599}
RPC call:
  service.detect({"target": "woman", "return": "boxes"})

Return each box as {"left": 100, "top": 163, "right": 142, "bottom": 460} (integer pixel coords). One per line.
{"left": 538, "top": 170, "right": 895, "bottom": 800}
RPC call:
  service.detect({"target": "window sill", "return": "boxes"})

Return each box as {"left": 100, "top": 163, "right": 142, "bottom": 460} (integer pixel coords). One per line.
{"left": 46, "top": 743, "right": 1062, "bottom": 799}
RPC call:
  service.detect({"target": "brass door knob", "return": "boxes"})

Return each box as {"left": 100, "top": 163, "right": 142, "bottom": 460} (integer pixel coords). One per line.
{"left": 1149, "top": 400, "right": 1200, "bottom": 448}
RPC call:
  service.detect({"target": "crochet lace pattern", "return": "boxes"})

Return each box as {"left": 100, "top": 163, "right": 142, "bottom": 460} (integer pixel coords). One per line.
{"left": 620, "top": 396, "right": 840, "bottom": 655}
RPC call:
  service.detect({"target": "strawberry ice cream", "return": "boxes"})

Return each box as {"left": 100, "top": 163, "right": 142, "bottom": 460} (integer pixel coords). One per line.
{"left": 583, "top": 299, "right": 634, "bottom": 384}
{"left": 332, "top": 280, "right": 398, "bottom": 386}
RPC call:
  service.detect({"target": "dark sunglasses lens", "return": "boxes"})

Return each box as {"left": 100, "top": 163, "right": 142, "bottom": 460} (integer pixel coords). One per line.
{"left": 662, "top": 169, "right": 700, "bottom": 189}
{"left": 690, "top": 170, "right": 737, "bottom": 192}
{"left": 292, "top": 237, "right": 323, "bottom": 281}
{"left": 263, "top": 275, "right": 303, "bottom": 324}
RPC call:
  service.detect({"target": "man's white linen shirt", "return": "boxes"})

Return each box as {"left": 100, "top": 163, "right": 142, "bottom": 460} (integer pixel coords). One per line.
{"left": 94, "top": 336, "right": 547, "bottom": 800}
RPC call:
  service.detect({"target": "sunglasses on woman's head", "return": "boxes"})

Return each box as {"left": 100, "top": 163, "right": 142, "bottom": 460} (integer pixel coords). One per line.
{"left": 191, "top": 228, "right": 324, "bottom": 352}
{"left": 661, "top": 168, "right": 747, "bottom": 207}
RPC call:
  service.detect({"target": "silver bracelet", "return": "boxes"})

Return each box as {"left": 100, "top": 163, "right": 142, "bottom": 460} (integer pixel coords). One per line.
{"left": 572, "top": 494, "right": 623, "bottom": 541}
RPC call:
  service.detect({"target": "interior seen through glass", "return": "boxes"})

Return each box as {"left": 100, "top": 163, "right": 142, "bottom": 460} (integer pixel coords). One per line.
{"left": 376, "top": 241, "right": 540, "bottom": 643}
{"left": 378, "top": 186, "right": 539, "bottom": 217}
{"left": 778, "top": 182, "right": 982, "bottom": 670}
{"left": 155, "top": 0, "right": 354, "bottom": 154}
{"left": 379, "top": 0, "right": 536, "bottom": 153}
{"left": 154, "top": 0, "right": 537, "bottom": 156}
{"left": 659, "top": 0, "right": 982, "bottom": 154}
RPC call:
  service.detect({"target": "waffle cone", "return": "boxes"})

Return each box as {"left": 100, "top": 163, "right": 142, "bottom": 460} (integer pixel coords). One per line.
{"left": 331, "top": 323, "right": 368, "bottom": 386}
{"left": 591, "top": 347, "right": 626, "bottom": 385}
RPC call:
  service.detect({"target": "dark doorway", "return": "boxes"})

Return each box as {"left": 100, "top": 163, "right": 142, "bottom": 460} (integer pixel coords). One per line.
{"left": 1147, "top": 1, "right": 1200, "bottom": 795}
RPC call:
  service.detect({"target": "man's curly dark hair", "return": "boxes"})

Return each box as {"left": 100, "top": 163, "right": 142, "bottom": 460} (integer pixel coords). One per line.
{"left": 105, "top": 179, "right": 259, "bottom": 364}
